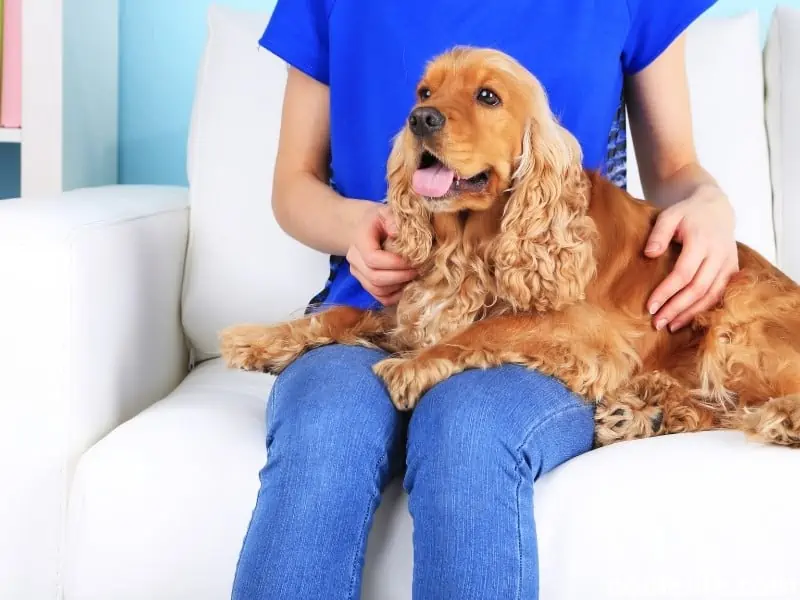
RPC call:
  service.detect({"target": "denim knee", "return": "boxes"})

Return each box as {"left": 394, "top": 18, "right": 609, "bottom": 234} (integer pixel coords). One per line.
{"left": 265, "top": 344, "right": 406, "bottom": 494}
{"left": 406, "top": 365, "right": 594, "bottom": 484}
{"left": 233, "top": 346, "right": 407, "bottom": 600}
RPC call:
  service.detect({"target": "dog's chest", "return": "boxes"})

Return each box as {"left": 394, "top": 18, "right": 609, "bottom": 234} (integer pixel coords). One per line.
{"left": 392, "top": 259, "right": 498, "bottom": 349}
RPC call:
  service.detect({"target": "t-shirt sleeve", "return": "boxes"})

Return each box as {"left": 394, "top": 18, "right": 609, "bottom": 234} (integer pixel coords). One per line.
{"left": 258, "top": 0, "right": 332, "bottom": 85}
{"left": 622, "top": 0, "right": 717, "bottom": 75}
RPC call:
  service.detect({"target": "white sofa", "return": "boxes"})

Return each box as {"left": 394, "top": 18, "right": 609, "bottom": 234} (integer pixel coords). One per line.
{"left": 2, "top": 5, "right": 800, "bottom": 600}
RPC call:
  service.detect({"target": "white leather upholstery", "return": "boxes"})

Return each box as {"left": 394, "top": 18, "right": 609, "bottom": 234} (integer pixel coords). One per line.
{"left": 0, "top": 185, "right": 190, "bottom": 600}
{"left": 4, "top": 5, "right": 800, "bottom": 600}
{"left": 765, "top": 6, "right": 800, "bottom": 282}
{"left": 627, "top": 11, "right": 777, "bottom": 265}
{"left": 535, "top": 431, "right": 800, "bottom": 599}
{"left": 65, "top": 361, "right": 269, "bottom": 600}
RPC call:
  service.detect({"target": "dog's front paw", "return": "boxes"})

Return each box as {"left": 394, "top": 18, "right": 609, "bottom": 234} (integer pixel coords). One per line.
{"left": 373, "top": 357, "right": 428, "bottom": 411}
{"left": 219, "top": 323, "right": 301, "bottom": 374}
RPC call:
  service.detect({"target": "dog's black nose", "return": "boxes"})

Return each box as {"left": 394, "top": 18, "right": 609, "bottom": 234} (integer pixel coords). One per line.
{"left": 408, "top": 107, "right": 445, "bottom": 137}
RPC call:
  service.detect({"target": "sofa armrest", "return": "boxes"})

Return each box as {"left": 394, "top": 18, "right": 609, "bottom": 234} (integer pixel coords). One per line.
{"left": 0, "top": 185, "right": 190, "bottom": 599}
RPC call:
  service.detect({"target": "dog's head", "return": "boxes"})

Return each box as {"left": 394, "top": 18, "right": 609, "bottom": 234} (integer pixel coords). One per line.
{"left": 387, "top": 47, "right": 595, "bottom": 311}
{"left": 388, "top": 47, "right": 582, "bottom": 214}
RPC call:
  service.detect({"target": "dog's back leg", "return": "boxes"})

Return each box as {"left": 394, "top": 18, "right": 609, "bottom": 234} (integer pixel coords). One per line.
{"left": 737, "top": 292, "right": 800, "bottom": 447}
{"left": 737, "top": 364, "right": 800, "bottom": 448}
{"left": 594, "top": 371, "right": 721, "bottom": 447}
{"left": 220, "top": 306, "right": 395, "bottom": 374}
{"left": 741, "top": 394, "right": 800, "bottom": 448}
{"left": 693, "top": 268, "right": 800, "bottom": 448}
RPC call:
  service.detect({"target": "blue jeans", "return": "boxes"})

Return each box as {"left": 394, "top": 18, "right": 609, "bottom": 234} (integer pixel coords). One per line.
{"left": 231, "top": 344, "right": 594, "bottom": 600}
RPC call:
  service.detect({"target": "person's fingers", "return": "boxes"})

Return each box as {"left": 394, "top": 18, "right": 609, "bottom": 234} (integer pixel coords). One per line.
{"left": 377, "top": 205, "right": 399, "bottom": 237}
{"left": 356, "top": 218, "right": 413, "bottom": 271}
{"left": 668, "top": 259, "right": 735, "bottom": 331}
{"left": 655, "top": 255, "right": 721, "bottom": 330}
{"left": 351, "top": 261, "right": 405, "bottom": 304}
{"left": 345, "top": 204, "right": 417, "bottom": 304}
{"left": 351, "top": 267, "right": 404, "bottom": 300}
{"left": 644, "top": 208, "right": 683, "bottom": 258}
{"left": 374, "top": 289, "right": 404, "bottom": 306}
{"left": 346, "top": 245, "right": 370, "bottom": 279}
{"left": 368, "top": 267, "right": 418, "bottom": 288}
{"left": 349, "top": 243, "right": 415, "bottom": 284}
{"left": 367, "top": 282, "right": 405, "bottom": 298}
{"left": 647, "top": 238, "right": 706, "bottom": 329}
{"left": 361, "top": 247, "right": 414, "bottom": 271}
{"left": 348, "top": 248, "right": 410, "bottom": 296}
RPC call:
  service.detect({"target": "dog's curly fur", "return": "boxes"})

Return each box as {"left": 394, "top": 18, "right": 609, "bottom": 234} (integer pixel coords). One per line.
{"left": 220, "top": 47, "right": 800, "bottom": 449}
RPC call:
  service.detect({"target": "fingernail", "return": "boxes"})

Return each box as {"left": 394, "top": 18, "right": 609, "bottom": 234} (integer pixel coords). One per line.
{"left": 669, "top": 322, "right": 684, "bottom": 333}
{"left": 655, "top": 319, "right": 667, "bottom": 331}
{"left": 648, "top": 302, "right": 660, "bottom": 315}
{"left": 645, "top": 242, "right": 661, "bottom": 254}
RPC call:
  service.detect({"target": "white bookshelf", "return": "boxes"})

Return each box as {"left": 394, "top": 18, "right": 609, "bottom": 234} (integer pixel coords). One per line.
{"left": 0, "top": 0, "right": 119, "bottom": 198}
{"left": 0, "top": 128, "right": 21, "bottom": 143}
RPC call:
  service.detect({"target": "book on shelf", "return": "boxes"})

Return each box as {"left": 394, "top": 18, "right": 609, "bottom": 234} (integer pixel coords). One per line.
{"left": 0, "top": 0, "right": 20, "bottom": 129}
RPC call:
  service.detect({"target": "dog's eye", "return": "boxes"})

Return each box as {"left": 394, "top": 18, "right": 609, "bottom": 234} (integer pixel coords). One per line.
{"left": 418, "top": 87, "right": 432, "bottom": 101}
{"left": 477, "top": 88, "right": 501, "bottom": 106}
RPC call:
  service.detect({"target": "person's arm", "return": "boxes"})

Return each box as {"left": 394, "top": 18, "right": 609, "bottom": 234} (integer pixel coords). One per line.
{"left": 272, "top": 67, "right": 372, "bottom": 257}
{"left": 272, "top": 67, "right": 415, "bottom": 304}
{"left": 259, "top": 0, "right": 414, "bottom": 305}
{"left": 625, "top": 33, "right": 739, "bottom": 332}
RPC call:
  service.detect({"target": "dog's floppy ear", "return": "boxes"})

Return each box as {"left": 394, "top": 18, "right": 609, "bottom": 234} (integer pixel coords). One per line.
{"left": 385, "top": 129, "right": 434, "bottom": 267}
{"left": 492, "top": 86, "right": 597, "bottom": 312}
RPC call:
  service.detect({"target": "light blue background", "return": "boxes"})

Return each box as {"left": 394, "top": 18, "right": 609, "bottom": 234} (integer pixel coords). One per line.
{"left": 0, "top": 0, "right": 797, "bottom": 196}
{"left": 117, "top": 0, "right": 267, "bottom": 186}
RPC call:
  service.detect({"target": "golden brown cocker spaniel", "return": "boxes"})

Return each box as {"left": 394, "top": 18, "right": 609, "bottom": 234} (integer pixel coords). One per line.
{"left": 220, "top": 47, "right": 800, "bottom": 448}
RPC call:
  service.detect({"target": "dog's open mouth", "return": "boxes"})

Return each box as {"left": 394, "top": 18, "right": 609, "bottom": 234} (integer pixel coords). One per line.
{"left": 412, "top": 151, "right": 490, "bottom": 198}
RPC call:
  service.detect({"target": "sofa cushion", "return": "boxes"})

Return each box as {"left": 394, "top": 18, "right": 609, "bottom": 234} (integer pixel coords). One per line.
{"left": 626, "top": 11, "right": 777, "bottom": 265}
{"left": 181, "top": 6, "right": 330, "bottom": 362}
{"left": 765, "top": 6, "right": 800, "bottom": 282}
{"left": 65, "top": 361, "right": 800, "bottom": 600}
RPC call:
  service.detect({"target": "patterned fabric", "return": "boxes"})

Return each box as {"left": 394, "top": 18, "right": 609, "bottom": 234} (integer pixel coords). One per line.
{"left": 604, "top": 92, "right": 628, "bottom": 190}
{"left": 305, "top": 254, "right": 345, "bottom": 314}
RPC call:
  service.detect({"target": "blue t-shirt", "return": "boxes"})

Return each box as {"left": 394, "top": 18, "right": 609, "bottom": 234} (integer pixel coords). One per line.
{"left": 259, "top": 0, "right": 716, "bottom": 311}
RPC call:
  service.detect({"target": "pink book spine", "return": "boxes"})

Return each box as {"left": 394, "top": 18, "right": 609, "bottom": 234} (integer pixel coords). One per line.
{"left": 1, "top": 0, "right": 21, "bottom": 128}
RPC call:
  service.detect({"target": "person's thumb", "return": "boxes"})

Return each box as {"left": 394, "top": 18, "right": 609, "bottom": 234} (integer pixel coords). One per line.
{"left": 378, "top": 205, "right": 399, "bottom": 237}
{"left": 645, "top": 209, "right": 682, "bottom": 257}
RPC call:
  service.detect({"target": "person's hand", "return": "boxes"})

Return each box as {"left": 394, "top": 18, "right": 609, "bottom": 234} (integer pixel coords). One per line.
{"left": 645, "top": 185, "right": 739, "bottom": 332}
{"left": 346, "top": 203, "right": 417, "bottom": 305}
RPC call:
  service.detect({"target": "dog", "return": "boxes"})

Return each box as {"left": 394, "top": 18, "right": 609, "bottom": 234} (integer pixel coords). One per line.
{"left": 220, "top": 47, "right": 800, "bottom": 449}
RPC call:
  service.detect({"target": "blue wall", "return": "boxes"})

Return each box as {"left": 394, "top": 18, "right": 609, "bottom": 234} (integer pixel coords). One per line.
{"left": 118, "top": 0, "right": 271, "bottom": 186}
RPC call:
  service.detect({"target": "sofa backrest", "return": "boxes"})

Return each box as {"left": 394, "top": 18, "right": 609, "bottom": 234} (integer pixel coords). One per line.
{"left": 181, "top": 6, "right": 330, "bottom": 362}
{"left": 180, "top": 5, "right": 792, "bottom": 362}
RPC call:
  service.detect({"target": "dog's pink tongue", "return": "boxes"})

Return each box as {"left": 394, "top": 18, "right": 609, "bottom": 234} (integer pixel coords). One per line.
{"left": 412, "top": 165, "right": 455, "bottom": 198}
